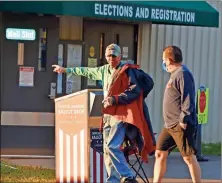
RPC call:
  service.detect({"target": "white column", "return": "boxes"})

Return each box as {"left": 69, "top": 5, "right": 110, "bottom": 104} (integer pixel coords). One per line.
{"left": 137, "top": 23, "right": 152, "bottom": 73}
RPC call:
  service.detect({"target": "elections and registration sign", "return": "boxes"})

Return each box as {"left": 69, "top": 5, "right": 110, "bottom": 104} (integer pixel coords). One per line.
{"left": 197, "top": 87, "right": 209, "bottom": 124}
{"left": 94, "top": 3, "right": 196, "bottom": 24}
{"left": 0, "top": 1, "right": 218, "bottom": 27}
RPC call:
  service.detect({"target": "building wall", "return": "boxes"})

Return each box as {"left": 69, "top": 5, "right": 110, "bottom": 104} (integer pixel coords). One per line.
{"left": 138, "top": 0, "right": 221, "bottom": 143}
{"left": 0, "top": 13, "right": 60, "bottom": 155}
{"left": 59, "top": 16, "right": 83, "bottom": 40}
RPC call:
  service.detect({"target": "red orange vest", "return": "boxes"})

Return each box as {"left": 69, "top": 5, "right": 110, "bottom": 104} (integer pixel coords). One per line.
{"left": 102, "top": 64, "right": 156, "bottom": 162}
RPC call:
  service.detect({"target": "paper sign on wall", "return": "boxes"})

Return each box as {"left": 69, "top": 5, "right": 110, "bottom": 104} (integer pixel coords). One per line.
{"left": 19, "top": 66, "right": 34, "bottom": 87}
{"left": 122, "top": 47, "right": 128, "bottom": 58}
{"left": 57, "top": 44, "right": 64, "bottom": 94}
{"left": 66, "top": 79, "right": 74, "bottom": 94}
{"left": 66, "top": 44, "right": 82, "bottom": 94}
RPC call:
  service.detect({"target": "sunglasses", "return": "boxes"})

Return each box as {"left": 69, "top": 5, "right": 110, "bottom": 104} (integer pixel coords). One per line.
{"left": 106, "top": 54, "right": 117, "bottom": 58}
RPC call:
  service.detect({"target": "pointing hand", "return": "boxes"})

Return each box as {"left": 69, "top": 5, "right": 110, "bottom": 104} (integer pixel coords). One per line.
{"left": 52, "top": 65, "right": 66, "bottom": 74}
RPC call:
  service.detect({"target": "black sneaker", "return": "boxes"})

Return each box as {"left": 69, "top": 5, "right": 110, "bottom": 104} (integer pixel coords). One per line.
{"left": 197, "top": 156, "right": 209, "bottom": 162}
{"left": 122, "top": 178, "right": 138, "bottom": 183}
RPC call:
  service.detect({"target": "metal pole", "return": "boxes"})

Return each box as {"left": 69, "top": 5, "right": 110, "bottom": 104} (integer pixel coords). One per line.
{"left": 195, "top": 123, "right": 208, "bottom": 161}
{"left": 195, "top": 87, "right": 208, "bottom": 162}
{"left": 0, "top": 12, "right": 3, "bottom": 126}
{"left": 195, "top": 123, "right": 202, "bottom": 157}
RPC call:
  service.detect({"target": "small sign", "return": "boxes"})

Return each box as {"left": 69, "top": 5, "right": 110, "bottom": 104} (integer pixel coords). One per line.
{"left": 66, "top": 80, "right": 74, "bottom": 94}
{"left": 87, "top": 58, "right": 97, "bottom": 86}
{"left": 197, "top": 87, "right": 209, "bottom": 124}
{"left": 90, "top": 128, "right": 103, "bottom": 154}
{"left": 89, "top": 46, "right": 95, "bottom": 57}
{"left": 6, "top": 28, "right": 36, "bottom": 41}
{"left": 122, "top": 47, "right": 128, "bottom": 58}
{"left": 19, "top": 67, "right": 34, "bottom": 87}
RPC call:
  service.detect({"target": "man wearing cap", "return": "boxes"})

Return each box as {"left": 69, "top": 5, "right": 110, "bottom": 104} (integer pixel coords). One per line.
{"left": 52, "top": 43, "right": 155, "bottom": 183}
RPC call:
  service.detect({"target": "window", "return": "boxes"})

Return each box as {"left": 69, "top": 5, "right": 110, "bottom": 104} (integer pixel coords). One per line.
{"left": 99, "top": 33, "right": 105, "bottom": 65}
{"left": 115, "top": 34, "right": 119, "bottom": 45}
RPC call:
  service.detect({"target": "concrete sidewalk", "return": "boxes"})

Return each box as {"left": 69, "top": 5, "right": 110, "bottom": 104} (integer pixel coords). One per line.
{"left": 2, "top": 152, "right": 221, "bottom": 181}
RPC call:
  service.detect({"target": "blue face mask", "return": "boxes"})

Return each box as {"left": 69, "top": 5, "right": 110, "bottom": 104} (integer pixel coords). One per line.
{"left": 162, "top": 62, "right": 168, "bottom": 72}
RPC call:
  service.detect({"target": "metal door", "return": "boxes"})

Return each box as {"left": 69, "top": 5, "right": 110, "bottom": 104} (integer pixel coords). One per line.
{"left": 83, "top": 20, "right": 113, "bottom": 89}
{"left": 56, "top": 41, "right": 84, "bottom": 97}
{"left": 83, "top": 20, "right": 137, "bottom": 90}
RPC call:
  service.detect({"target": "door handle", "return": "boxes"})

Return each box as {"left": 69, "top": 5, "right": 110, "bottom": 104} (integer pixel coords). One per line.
{"left": 48, "top": 82, "right": 56, "bottom": 99}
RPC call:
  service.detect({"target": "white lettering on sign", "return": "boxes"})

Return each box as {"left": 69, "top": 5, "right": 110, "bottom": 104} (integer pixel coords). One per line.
{"left": 58, "top": 109, "right": 84, "bottom": 115}
{"left": 92, "top": 134, "right": 102, "bottom": 140}
{"left": 151, "top": 8, "right": 195, "bottom": 23}
{"left": 6, "top": 28, "right": 36, "bottom": 41}
{"left": 94, "top": 3, "right": 195, "bottom": 23}
{"left": 95, "top": 3, "right": 133, "bottom": 18}
{"left": 135, "top": 7, "right": 149, "bottom": 18}
{"left": 57, "top": 104, "right": 85, "bottom": 115}
{"left": 58, "top": 104, "right": 85, "bottom": 115}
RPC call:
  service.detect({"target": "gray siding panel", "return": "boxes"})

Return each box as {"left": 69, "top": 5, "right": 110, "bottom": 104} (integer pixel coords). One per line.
{"left": 1, "top": 126, "right": 55, "bottom": 148}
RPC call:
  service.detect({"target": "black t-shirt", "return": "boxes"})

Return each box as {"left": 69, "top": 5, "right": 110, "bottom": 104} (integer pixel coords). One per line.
{"left": 163, "top": 65, "right": 197, "bottom": 128}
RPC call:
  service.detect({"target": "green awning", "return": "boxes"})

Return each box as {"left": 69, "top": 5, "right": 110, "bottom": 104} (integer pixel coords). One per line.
{"left": 0, "top": 1, "right": 219, "bottom": 27}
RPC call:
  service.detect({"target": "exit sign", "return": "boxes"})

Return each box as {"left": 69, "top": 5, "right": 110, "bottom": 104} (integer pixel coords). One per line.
{"left": 6, "top": 28, "right": 36, "bottom": 41}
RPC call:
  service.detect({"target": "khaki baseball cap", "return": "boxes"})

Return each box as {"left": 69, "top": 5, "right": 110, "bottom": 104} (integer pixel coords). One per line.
{"left": 105, "top": 43, "right": 121, "bottom": 57}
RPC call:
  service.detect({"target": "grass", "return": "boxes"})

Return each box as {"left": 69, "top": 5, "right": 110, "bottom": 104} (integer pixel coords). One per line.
{"left": 1, "top": 143, "right": 220, "bottom": 182}
{"left": 0, "top": 161, "right": 56, "bottom": 183}
{"left": 173, "top": 142, "right": 221, "bottom": 156}
{"left": 201, "top": 143, "right": 221, "bottom": 156}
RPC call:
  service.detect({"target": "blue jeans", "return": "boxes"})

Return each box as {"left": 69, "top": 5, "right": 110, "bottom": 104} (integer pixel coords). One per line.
{"left": 103, "top": 119, "right": 135, "bottom": 183}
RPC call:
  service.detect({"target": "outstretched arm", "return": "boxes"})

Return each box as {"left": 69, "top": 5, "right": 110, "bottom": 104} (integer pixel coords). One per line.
{"left": 52, "top": 64, "right": 105, "bottom": 81}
